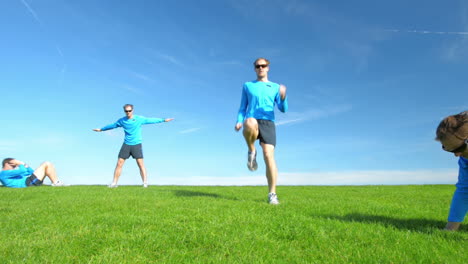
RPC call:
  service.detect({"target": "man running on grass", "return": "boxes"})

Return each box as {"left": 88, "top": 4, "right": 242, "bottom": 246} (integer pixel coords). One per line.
{"left": 93, "top": 104, "right": 174, "bottom": 188}
{"left": 235, "top": 58, "right": 288, "bottom": 204}
{"left": 0, "top": 158, "right": 67, "bottom": 187}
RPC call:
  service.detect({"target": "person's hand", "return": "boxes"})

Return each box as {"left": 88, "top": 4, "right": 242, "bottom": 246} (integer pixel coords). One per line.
{"left": 6, "top": 162, "right": 17, "bottom": 169}
{"left": 93, "top": 129, "right": 102, "bottom": 132}
{"left": 235, "top": 123, "right": 242, "bottom": 131}
{"left": 9, "top": 159, "right": 24, "bottom": 167}
{"left": 279, "top": 84, "right": 287, "bottom": 100}
{"left": 165, "top": 118, "right": 174, "bottom": 122}
{"left": 13, "top": 159, "right": 24, "bottom": 165}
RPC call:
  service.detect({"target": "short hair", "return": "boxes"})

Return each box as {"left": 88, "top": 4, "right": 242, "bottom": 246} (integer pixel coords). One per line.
{"left": 435, "top": 111, "right": 468, "bottom": 141}
{"left": 253, "top": 58, "right": 270, "bottom": 66}
{"left": 2, "top": 158, "right": 14, "bottom": 168}
{"left": 123, "top": 104, "right": 134, "bottom": 110}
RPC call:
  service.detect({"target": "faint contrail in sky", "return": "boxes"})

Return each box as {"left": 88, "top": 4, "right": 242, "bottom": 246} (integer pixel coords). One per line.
{"left": 385, "top": 29, "right": 468, "bottom": 35}
{"left": 20, "top": 0, "right": 43, "bottom": 26}
{"left": 55, "top": 45, "right": 64, "bottom": 58}
{"left": 179, "top": 128, "right": 201, "bottom": 134}
{"left": 20, "top": 0, "right": 63, "bottom": 58}
{"left": 20, "top": 0, "right": 66, "bottom": 87}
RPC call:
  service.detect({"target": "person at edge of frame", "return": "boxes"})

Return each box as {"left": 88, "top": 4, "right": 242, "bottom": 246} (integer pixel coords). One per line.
{"left": 436, "top": 110, "right": 468, "bottom": 231}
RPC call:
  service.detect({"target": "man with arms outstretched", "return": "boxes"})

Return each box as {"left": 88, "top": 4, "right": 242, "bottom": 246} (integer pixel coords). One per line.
{"left": 93, "top": 104, "right": 174, "bottom": 188}
{"left": 235, "top": 58, "right": 288, "bottom": 204}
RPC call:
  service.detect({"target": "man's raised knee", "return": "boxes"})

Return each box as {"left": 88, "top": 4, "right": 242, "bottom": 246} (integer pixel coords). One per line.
{"left": 42, "top": 161, "right": 53, "bottom": 167}
{"left": 244, "top": 118, "right": 258, "bottom": 129}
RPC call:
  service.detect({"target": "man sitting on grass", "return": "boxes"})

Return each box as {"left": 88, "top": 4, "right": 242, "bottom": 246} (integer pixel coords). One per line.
{"left": 436, "top": 110, "right": 468, "bottom": 231}
{"left": 0, "top": 158, "right": 67, "bottom": 188}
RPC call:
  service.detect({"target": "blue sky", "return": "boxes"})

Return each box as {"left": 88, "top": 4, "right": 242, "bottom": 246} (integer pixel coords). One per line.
{"left": 1, "top": 0, "right": 467, "bottom": 185}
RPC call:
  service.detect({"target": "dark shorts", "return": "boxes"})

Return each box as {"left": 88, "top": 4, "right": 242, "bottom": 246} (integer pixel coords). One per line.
{"left": 118, "top": 143, "right": 143, "bottom": 159}
{"left": 257, "top": 119, "right": 276, "bottom": 147}
{"left": 25, "top": 174, "right": 43, "bottom": 187}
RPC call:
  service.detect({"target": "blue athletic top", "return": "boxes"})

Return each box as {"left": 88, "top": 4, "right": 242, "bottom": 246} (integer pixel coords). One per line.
{"left": 237, "top": 80, "right": 288, "bottom": 124}
{"left": 101, "top": 115, "right": 165, "bottom": 145}
{"left": 457, "top": 156, "right": 468, "bottom": 189}
{"left": 0, "top": 165, "right": 33, "bottom": 188}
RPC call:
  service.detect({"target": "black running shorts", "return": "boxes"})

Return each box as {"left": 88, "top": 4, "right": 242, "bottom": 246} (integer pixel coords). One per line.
{"left": 257, "top": 119, "right": 276, "bottom": 147}
{"left": 25, "top": 174, "right": 43, "bottom": 187}
{"left": 118, "top": 143, "right": 144, "bottom": 159}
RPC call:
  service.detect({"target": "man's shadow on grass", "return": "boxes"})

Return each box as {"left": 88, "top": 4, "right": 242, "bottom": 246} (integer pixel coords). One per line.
{"left": 173, "top": 190, "right": 239, "bottom": 201}
{"left": 322, "top": 213, "right": 467, "bottom": 233}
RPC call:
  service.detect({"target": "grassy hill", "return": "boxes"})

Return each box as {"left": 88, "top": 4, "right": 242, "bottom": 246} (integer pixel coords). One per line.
{"left": 0, "top": 185, "right": 466, "bottom": 263}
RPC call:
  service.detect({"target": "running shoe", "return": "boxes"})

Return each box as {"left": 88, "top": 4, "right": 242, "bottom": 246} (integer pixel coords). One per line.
{"left": 268, "top": 193, "right": 279, "bottom": 205}
{"left": 51, "top": 180, "right": 69, "bottom": 187}
{"left": 247, "top": 150, "right": 258, "bottom": 171}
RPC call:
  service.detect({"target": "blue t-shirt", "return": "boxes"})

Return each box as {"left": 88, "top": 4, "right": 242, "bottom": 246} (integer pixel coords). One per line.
{"left": 456, "top": 156, "right": 468, "bottom": 190}
{"left": 0, "top": 165, "right": 33, "bottom": 188}
{"left": 101, "top": 115, "right": 165, "bottom": 145}
{"left": 237, "top": 80, "right": 288, "bottom": 124}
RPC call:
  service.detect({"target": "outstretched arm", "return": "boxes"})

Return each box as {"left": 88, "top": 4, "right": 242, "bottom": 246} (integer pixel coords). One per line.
{"left": 93, "top": 122, "right": 120, "bottom": 132}
{"left": 143, "top": 117, "right": 174, "bottom": 125}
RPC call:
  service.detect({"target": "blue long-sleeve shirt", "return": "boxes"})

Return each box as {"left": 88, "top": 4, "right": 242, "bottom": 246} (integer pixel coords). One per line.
{"left": 457, "top": 156, "right": 468, "bottom": 190}
{"left": 237, "top": 80, "right": 288, "bottom": 124}
{"left": 0, "top": 165, "right": 33, "bottom": 188}
{"left": 101, "top": 115, "right": 165, "bottom": 145}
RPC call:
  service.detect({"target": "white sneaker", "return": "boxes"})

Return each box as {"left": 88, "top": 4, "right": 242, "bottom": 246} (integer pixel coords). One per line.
{"left": 268, "top": 193, "right": 279, "bottom": 205}
{"left": 247, "top": 150, "right": 258, "bottom": 171}
{"left": 52, "top": 180, "right": 69, "bottom": 187}
{"left": 108, "top": 183, "right": 118, "bottom": 188}
{"left": 143, "top": 183, "right": 148, "bottom": 188}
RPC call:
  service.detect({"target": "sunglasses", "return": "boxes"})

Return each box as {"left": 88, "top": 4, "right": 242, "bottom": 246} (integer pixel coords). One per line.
{"left": 124, "top": 110, "right": 133, "bottom": 113}
{"left": 255, "top": 64, "right": 268, "bottom": 69}
{"left": 443, "top": 139, "right": 468, "bottom": 153}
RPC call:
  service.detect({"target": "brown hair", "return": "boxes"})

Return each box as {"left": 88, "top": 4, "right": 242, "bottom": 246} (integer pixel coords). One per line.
{"left": 435, "top": 111, "right": 468, "bottom": 141}
{"left": 2, "top": 158, "right": 14, "bottom": 168}
{"left": 123, "top": 104, "right": 134, "bottom": 110}
{"left": 253, "top": 58, "right": 270, "bottom": 67}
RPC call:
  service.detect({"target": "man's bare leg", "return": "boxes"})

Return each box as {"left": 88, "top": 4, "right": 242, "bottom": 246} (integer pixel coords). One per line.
{"left": 243, "top": 118, "right": 259, "bottom": 152}
{"left": 243, "top": 118, "right": 259, "bottom": 171}
{"left": 111, "top": 158, "right": 126, "bottom": 186}
{"left": 261, "top": 143, "right": 277, "bottom": 194}
{"left": 33, "top": 161, "right": 59, "bottom": 184}
{"left": 136, "top": 158, "right": 147, "bottom": 186}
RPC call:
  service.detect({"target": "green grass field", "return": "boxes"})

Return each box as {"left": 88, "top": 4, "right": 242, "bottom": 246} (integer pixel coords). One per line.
{"left": 0, "top": 185, "right": 466, "bottom": 263}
